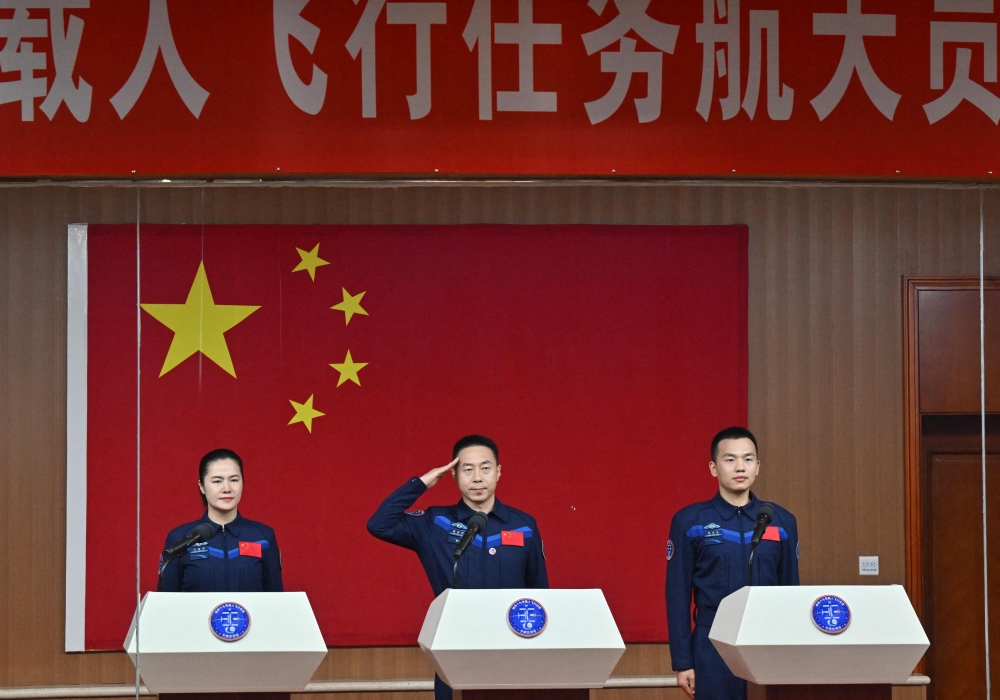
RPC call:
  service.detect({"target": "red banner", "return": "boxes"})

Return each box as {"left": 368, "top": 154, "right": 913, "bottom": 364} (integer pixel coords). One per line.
{"left": 4, "top": 1, "right": 1000, "bottom": 178}
{"left": 79, "top": 223, "right": 748, "bottom": 649}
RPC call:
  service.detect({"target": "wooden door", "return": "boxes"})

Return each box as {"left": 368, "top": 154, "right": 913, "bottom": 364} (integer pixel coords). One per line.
{"left": 928, "top": 454, "right": 1000, "bottom": 700}
{"left": 904, "top": 278, "right": 1000, "bottom": 685}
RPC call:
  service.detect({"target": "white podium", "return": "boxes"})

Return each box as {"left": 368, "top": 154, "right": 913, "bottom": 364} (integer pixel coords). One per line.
{"left": 709, "top": 585, "right": 929, "bottom": 700}
{"left": 124, "top": 592, "right": 327, "bottom": 695}
{"left": 418, "top": 589, "right": 625, "bottom": 700}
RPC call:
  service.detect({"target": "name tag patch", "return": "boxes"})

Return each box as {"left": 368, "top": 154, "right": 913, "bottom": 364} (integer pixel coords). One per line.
{"left": 188, "top": 543, "right": 209, "bottom": 560}
{"left": 447, "top": 521, "right": 466, "bottom": 543}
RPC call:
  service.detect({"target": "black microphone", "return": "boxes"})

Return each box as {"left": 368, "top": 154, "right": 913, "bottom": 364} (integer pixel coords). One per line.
{"left": 163, "top": 523, "right": 214, "bottom": 559}
{"left": 750, "top": 503, "right": 775, "bottom": 547}
{"left": 747, "top": 503, "right": 775, "bottom": 586}
{"left": 451, "top": 511, "right": 489, "bottom": 588}
{"left": 454, "top": 511, "right": 489, "bottom": 561}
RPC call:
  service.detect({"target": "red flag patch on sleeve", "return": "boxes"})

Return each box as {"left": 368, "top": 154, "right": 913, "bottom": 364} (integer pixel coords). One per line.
{"left": 762, "top": 526, "right": 780, "bottom": 542}
{"left": 501, "top": 530, "right": 524, "bottom": 547}
{"left": 239, "top": 541, "right": 263, "bottom": 557}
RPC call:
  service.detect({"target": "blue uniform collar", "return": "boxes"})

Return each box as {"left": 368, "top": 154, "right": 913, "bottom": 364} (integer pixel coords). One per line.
{"left": 711, "top": 491, "right": 760, "bottom": 520}
{"left": 198, "top": 510, "right": 246, "bottom": 537}
{"left": 455, "top": 496, "right": 510, "bottom": 523}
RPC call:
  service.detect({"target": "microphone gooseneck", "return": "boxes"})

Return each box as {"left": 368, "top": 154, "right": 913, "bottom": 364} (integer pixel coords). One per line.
{"left": 747, "top": 503, "right": 775, "bottom": 587}
{"left": 452, "top": 511, "right": 489, "bottom": 588}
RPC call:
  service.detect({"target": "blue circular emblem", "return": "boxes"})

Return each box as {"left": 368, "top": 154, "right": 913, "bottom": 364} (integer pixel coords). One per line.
{"left": 666, "top": 539, "right": 675, "bottom": 561}
{"left": 210, "top": 602, "right": 251, "bottom": 641}
{"left": 811, "top": 595, "right": 851, "bottom": 634}
{"left": 507, "top": 598, "right": 547, "bottom": 638}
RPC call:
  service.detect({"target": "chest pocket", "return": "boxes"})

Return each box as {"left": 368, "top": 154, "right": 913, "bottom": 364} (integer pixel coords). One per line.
{"left": 237, "top": 556, "right": 265, "bottom": 592}
{"left": 694, "top": 534, "right": 732, "bottom": 559}
{"left": 752, "top": 539, "right": 782, "bottom": 584}
{"left": 438, "top": 526, "right": 465, "bottom": 551}
{"left": 181, "top": 557, "right": 217, "bottom": 592}
{"left": 691, "top": 535, "right": 732, "bottom": 596}
{"left": 498, "top": 539, "right": 529, "bottom": 585}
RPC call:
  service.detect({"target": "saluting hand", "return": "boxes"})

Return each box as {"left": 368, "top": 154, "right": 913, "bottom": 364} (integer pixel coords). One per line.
{"left": 420, "top": 458, "right": 459, "bottom": 488}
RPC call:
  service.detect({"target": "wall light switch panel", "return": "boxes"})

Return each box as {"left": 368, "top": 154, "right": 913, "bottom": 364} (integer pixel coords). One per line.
{"left": 859, "top": 556, "right": 879, "bottom": 576}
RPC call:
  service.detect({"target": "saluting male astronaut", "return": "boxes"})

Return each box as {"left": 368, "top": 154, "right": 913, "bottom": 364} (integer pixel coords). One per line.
{"left": 368, "top": 434, "right": 548, "bottom": 700}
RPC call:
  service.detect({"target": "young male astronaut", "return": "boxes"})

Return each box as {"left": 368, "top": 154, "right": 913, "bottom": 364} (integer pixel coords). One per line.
{"left": 666, "top": 427, "right": 799, "bottom": 700}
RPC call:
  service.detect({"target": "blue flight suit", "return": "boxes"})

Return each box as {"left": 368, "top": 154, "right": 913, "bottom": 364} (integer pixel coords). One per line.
{"left": 665, "top": 492, "right": 798, "bottom": 700}
{"left": 368, "top": 477, "right": 549, "bottom": 700}
{"left": 158, "top": 512, "right": 283, "bottom": 592}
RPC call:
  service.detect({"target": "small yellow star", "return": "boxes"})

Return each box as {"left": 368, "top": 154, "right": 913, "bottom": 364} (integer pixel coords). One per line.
{"left": 292, "top": 243, "right": 330, "bottom": 281}
{"left": 330, "top": 350, "right": 368, "bottom": 387}
{"left": 288, "top": 394, "right": 325, "bottom": 433}
{"left": 331, "top": 288, "right": 369, "bottom": 325}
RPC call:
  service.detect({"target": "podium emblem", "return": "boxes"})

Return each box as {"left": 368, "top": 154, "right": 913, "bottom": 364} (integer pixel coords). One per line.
{"left": 507, "top": 598, "right": 547, "bottom": 638}
{"left": 811, "top": 595, "right": 851, "bottom": 634}
{"left": 210, "top": 602, "right": 251, "bottom": 641}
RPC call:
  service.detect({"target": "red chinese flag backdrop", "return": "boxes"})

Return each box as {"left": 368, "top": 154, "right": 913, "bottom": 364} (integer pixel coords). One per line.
{"left": 84, "top": 224, "right": 747, "bottom": 649}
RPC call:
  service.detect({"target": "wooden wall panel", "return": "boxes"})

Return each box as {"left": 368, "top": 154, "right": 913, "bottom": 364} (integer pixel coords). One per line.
{"left": 918, "top": 290, "right": 1000, "bottom": 413}
{"left": 3, "top": 183, "right": 999, "bottom": 693}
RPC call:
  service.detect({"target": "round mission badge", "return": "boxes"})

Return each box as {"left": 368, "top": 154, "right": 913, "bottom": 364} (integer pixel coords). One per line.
{"left": 210, "top": 602, "right": 251, "bottom": 641}
{"left": 811, "top": 595, "right": 851, "bottom": 634}
{"left": 507, "top": 598, "right": 547, "bottom": 638}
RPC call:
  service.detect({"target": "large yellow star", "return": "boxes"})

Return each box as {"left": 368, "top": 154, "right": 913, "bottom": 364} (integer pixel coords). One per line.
{"left": 140, "top": 262, "right": 260, "bottom": 378}
{"left": 292, "top": 243, "right": 329, "bottom": 281}
{"left": 330, "top": 350, "right": 368, "bottom": 387}
{"left": 331, "top": 288, "right": 368, "bottom": 325}
{"left": 288, "top": 394, "right": 325, "bottom": 433}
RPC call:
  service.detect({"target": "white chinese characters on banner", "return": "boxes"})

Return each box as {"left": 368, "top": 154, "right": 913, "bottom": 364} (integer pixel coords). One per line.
{"left": 696, "top": 0, "right": 739, "bottom": 120}
{"left": 0, "top": 0, "right": 90, "bottom": 122}
{"left": 109, "top": 0, "right": 209, "bottom": 119}
{"left": 810, "top": 0, "right": 899, "bottom": 121}
{"left": 463, "top": 0, "right": 561, "bottom": 120}
{"left": 923, "top": 0, "right": 1000, "bottom": 124}
{"left": 274, "top": 0, "right": 327, "bottom": 115}
{"left": 742, "top": 10, "right": 792, "bottom": 120}
{"left": 386, "top": 2, "right": 446, "bottom": 120}
{"left": 462, "top": 0, "right": 492, "bottom": 118}
{"left": 695, "top": 0, "right": 792, "bottom": 121}
{"left": 345, "top": 0, "right": 383, "bottom": 118}
{"left": 495, "top": 0, "right": 561, "bottom": 112}
{"left": 935, "top": 0, "right": 992, "bottom": 10}
{"left": 5, "top": 2, "right": 1000, "bottom": 132}
{"left": 0, "top": 4, "right": 47, "bottom": 120}
{"left": 582, "top": 0, "right": 678, "bottom": 125}
{"left": 347, "top": 0, "right": 447, "bottom": 120}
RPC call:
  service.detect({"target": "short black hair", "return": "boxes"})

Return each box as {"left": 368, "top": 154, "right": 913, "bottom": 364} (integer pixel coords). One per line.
{"left": 452, "top": 434, "right": 499, "bottom": 463}
{"left": 711, "top": 427, "right": 758, "bottom": 462}
{"left": 198, "top": 448, "right": 243, "bottom": 507}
